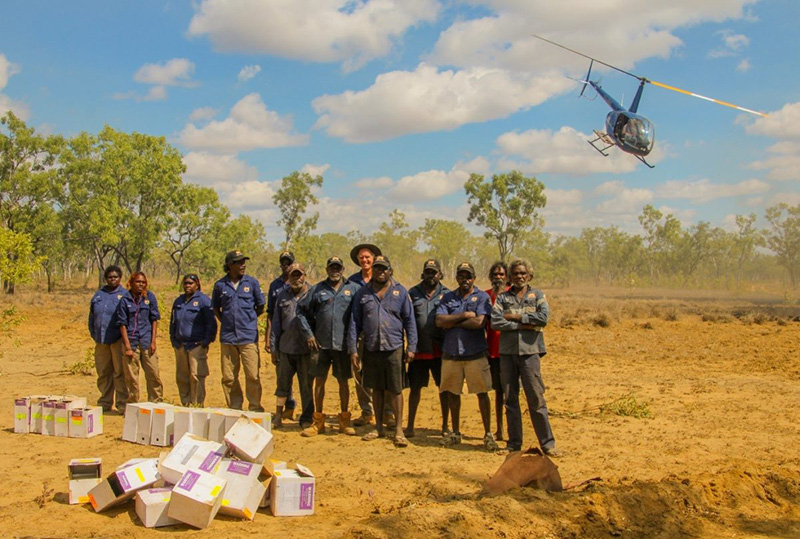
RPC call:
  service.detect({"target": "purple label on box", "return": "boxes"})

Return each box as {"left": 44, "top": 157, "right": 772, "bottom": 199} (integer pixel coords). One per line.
{"left": 199, "top": 451, "right": 222, "bottom": 472}
{"left": 44, "top": 402, "right": 55, "bottom": 408}
{"left": 226, "top": 460, "right": 253, "bottom": 475}
{"left": 177, "top": 470, "right": 200, "bottom": 492}
{"left": 15, "top": 398, "right": 26, "bottom": 406}
{"left": 299, "top": 483, "right": 314, "bottom": 510}
{"left": 118, "top": 471, "right": 131, "bottom": 491}
{"left": 56, "top": 402, "right": 67, "bottom": 409}
{"left": 88, "top": 414, "right": 94, "bottom": 433}
{"left": 147, "top": 488, "right": 172, "bottom": 494}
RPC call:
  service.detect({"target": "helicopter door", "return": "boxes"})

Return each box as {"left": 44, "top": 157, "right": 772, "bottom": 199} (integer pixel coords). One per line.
{"left": 619, "top": 116, "right": 654, "bottom": 155}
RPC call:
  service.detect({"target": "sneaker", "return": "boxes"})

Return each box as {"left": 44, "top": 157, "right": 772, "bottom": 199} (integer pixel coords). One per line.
{"left": 483, "top": 433, "right": 499, "bottom": 451}
{"left": 543, "top": 447, "right": 564, "bottom": 458}
{"left": 440, "top": 432, "right": 461, "bottom": 447}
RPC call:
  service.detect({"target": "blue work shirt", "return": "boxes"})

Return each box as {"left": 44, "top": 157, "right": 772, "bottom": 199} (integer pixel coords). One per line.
{"left": 88, "top": 285, "right": 125, "bottom": 344}
{"left": 347, "top": 280, "right": 418, "bottom": 354}
{"left": 490, "top": 285, "right": 549, "bottom": 356}
{"left": 409, "top": 281, "right": 449, "bottom": 355}
{"left": 266, "top": 275, "right": 287, "bottom": 320}
{"left": 114, "top": 290, "right": 161, "bottom": 349}
{"left": 436, "top": 286, "right": 492, "bottom": 359}
{"left": 269, "top": 285, "right": 311, "bottom": 355}
{"left": 297, "top": 278, "right": 360, "bottom": 351}
{"left": 211, "top": 275, "right": 266, "bottom": 345}
{"left": 347, "top": 271, "right": 369, "bottom": 287}
{"left": 169, "top": 291, "right": 217, "bottom": 350}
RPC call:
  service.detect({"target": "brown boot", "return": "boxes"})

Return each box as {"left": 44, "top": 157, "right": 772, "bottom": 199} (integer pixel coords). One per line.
{"left": 301, "top": 412, "right": 326, "bottom": 437}
{"left": 338, "top": 412, "right": 356, "bottom": 435}
{"left": 353, "top": 413, "right": 375, "bottom": 427}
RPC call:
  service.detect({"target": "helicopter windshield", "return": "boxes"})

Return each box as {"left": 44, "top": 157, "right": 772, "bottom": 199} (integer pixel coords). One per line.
{"left": 619, "top": 117, "right": 654, "bottom": 154}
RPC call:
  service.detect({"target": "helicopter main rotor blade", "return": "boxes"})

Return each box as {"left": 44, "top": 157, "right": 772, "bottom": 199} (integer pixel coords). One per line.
{"left": 647, "top": 79, "right": 768, "bottom": 117}
{"left": 531, "top": 34, "right": 644, "bottom": 81}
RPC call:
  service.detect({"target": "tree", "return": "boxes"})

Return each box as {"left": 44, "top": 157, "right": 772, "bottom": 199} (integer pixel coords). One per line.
{"left": 272, "top": 171, "right": 323, "bottom": 249}
{"left": 732, "top": 214, "right": 764, "bottom": 288}
{"left": 676, "top": 222, "right": 713, "bottom": 286}
{"left": 372, "top": 210, "right": 420, "bottom": 280}
{"left": 184, "top": 214, "right": 268, "bottom": 281}
{"left": 418, "top": 219, "right": 475, "bottom": 279}
{"left": 464, "top": 170, "right": 546, "bottom": 262}
{"left": 0, "top": 228, "right": 43, "bottom": 286}
{"left": 764, "top": 203, "right": 800, "bottom": 288}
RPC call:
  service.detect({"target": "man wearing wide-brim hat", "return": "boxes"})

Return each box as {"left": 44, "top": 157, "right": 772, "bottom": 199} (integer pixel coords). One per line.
{"left": 348, "top": 243, "right": 382, "bottom": 287}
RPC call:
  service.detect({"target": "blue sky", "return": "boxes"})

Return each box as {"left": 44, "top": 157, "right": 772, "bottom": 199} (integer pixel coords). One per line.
{"left": 2, "top": 0, "right": 798, "bottom": 245}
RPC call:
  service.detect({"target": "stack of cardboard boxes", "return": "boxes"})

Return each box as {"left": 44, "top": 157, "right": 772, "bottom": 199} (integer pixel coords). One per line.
{"left": 14, "top": 395, "right": 102, "bottom": 438}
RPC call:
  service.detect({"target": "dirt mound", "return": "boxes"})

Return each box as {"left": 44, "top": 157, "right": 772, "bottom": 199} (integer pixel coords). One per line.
{"left": 345, "top": 466, "right": 800, "bottom": 538}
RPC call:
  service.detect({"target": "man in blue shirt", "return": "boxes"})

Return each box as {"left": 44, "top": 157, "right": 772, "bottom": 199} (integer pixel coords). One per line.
{"left": 265, "top": 251, "right": 296, "bottom": 418}
{"left": 435, "top": 262, "right": 498, "bottom": 451}
{"left": 297, "top": 256, "right": 361, "bottom": 437}
{"left": 211, "top": 250, "right": 266, "bottom": 412}
{"left": 348, "top": 255, "right": 417, "bottom": 447}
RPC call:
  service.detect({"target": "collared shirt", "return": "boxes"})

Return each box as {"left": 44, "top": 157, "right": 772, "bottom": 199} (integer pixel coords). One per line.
{"left": 490, "top": 285, "right": 548, "bottom": 356}
{"left": 114, "top": 290, "right": 161, "bottom": 349}
{"left": 436, "top": 286, "right": 491, "bottom": 359}
{"left": 485, "top": 287, "right": 508, "bottom": 359}
{"left": 296, "top": 278, "right": 360, "bottom": 351}
{"left": 347, "top": 279, "right": 417, "bottom": 354}
{"left": 269, "top": 285, "right": 311, "bottom": 355}
{"left": 211, "top": 274, "right": 266, "bottom": 345}
{"left": 409, "top": 281, "right": 449, "bottom": 357}
{"left": 347, "top": 270, "right": 370, "bottom": 287}
{"left": 170, "top": 291, "right": 217, "bottom": 350}
{"left": 88, "top": 285, "right": 125, "bottom": 344}
{"left": 266, "top": 275, "right": 287, "bottom": 320}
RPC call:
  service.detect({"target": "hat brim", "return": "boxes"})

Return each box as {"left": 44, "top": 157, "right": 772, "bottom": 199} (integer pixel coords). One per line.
{"left": 350, "top": 244, "right": 382, "bottom": 265}
{"left": 227, "top": 256, "right": 249, "bottom": 264}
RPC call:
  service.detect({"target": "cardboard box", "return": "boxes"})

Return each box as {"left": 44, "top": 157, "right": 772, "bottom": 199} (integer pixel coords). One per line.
{"left": 160, "top": 433, "right": 227, "bottom": 485}
{"left": 68, "top": 458, "right": 102, "bottom": 505}
{"left": 41, "top": 399, "right": 59, "bottom": 436}
{"left": 190, "top": 408, "right": 211, "bottom": 438}
{"left": 28, "top": 395, "right": 50, "bottom": 434}
{"left": 150, "top": 403, "right": 174, "bottom": 447}
{"left": 173, "top": 407, "right": 191, "bottom": 442}
{"left": 55, "top": 397, "right": 88, "bottom": 437}
{"left": 216, "top": 459, "right": 265, "bottom": 520}
{"left": 69, "top": 407, "right": 103, "bottom": 438}
{"left": 168, "top": 469, "right": 227, "bottom": 529}
{"left": 135, "top": 488, "right": 180, "bottom": 528}
{"left": 122, "top": 402, "right": 153, "bottom": 443}
{"left": 13, "top": 397, "right": 32, "bottom": 433}
{"left": 270, "top": 463, "right": 315, "bottom": 516}
{"left": 136, "top": 402, "right": 156, "bottom": 445}
{"left": 207, "top": 409, "right": 226, "bottom": 443}
{"left": 259, "top": 459, "right": 287, "bottom": 508}
{"left": 88, "top": 458, "right": 160, "bottom": 512}
{"left": 243, "top": 411, "right": 272, "bottom": 433}
{"left": 224, "top": 417, "right": 273, "bottom": 463}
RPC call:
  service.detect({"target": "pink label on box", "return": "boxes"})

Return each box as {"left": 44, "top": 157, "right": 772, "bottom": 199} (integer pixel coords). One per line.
{"left": 177, "top": 470, "right": 200, "bottom": 492}
{"left": 299, "top": 483, "right": 314, "bottom": 510}
{"left": 88, "top": 414, "right": 94, "bottom": 433}
{"left": 199, "top": 451, "right": 222, "bottom": 472}
{"left": 226, "top": 460, "right": 253, "bottom": 475}
{"left": 147, "top": 488, "right": 172, "bottom": 494}
{"left": 118, "top": 471, "right": 131, "bottom": 491}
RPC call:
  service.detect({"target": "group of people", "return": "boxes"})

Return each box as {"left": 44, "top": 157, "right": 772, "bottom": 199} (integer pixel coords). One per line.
{"left": 88, "top": 244, "right": 561, "bottom": 456}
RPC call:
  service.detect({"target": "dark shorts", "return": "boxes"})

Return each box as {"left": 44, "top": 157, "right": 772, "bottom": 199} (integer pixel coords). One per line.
{"left": 407, "top": 357, "right": 442, "bottom": 390}
{"left": 363, "top": 348, "right": 406, "bottom": 394}
{"left": 310, "top": 349, "right": 352, "bottom": 381}
{"left": 275, "top": 352, "right": 310, "bottom": 397}
{"left": 488, "top": 356, "right": 502, "bottom": 392}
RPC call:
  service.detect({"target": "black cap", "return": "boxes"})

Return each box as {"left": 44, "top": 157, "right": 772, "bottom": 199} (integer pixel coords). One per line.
{"left": 287, "top": 262, "right": 305, "bottom": 275}
{"left": 326, "top": 256, "right": 344, "bottom": 268}
{"left": 279, "top": 251, "right": 295, "bottom": 263}
{"left": 372, "top": 255, "right": 391, "bottom": 269}
{"left": 225, "top": 250, "right": 249, "bottom": 265}
{"left": 422, "top": 258, "right": 441, "bottom": 272}
{"left": 456, "top": 262, "right": 476, "bottom": 277}
{"left": 350, "top": 243, "right": 382, "bottom": 265}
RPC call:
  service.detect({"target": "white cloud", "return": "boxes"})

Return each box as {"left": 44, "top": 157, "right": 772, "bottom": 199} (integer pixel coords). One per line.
{"left": 178, "top": 93, "right": 309, "bottom": 151}
{"left": 736, "top": 58, "right": 752, "bottom": 72}
{"left": 389, "top": 168, "right": 469, "bottom": 202}
{"left": 748, "top": 143, "right": 800, "bottom": 182}
{"left": 189, "top": 106, "right": 217, "bottom": 121}
{"left": 745, "top": 104, "right": 800, "bottom": 181}
{"left": 313, "top": 64, "right": 572, "bottom": 142}
{"left": 596, "top": 187, "right": 654, "bottom": 215}
{"left": 218, "top": 180, "right": 278, "bottom": 211}
{"left": 0, "top": 54, "right": 20, "bottom": 89}
{"left": 354, "top": 176, "right": 394, "bottom": 189}
{"left": 708, "top": 30, "right": 749, "bottom": 58}
{"left": 0, "top": 54, "right": 28, "bottom": 120}
{"left": 594, "top": 181, "right": 625, "bottom": 196}
{"left": 745, "top": 102, "right": 800, "bottom": 140}
{"left": 300, "top": 163, "right": 330, "bottom": 177}
{"left": 656, "top": 178, "right": 770, "bottom": 202}
{"left": 544, "top": 188, "right": 583, "bottom": 206}
{"left": 238, "top": 64, "right": 261, "bottom": 83}
{"left": 657, "top": 205, "right": 697, "bottom": 224}
{"left": 188, "top": 0, "right": 440, "bottom": 72}
{"left": 143, "top": 85, "right": 167, "bottom": 101}
{"left": 767, "top": 192, "right": 800, "bottom": 206}
{"left": 134, "top": 58, "right": 196, "bottom": 86}
{"left": 182, "top": 152, "right": 260, "bottom": 187}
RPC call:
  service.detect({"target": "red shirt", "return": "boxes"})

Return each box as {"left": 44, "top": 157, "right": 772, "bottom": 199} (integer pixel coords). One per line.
{"left": 485, "top": 287, "right": 507, "bottom": 359}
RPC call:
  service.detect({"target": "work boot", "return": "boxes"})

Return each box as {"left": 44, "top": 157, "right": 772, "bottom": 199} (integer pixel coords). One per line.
{"left": 282, "top": 407, "right": 295, "bottom": 421}
{"left": 383, "top": 412, "right": 396, "bottom": 428}
{"left": 338, "top": 412, "right": 356, "bottom": 435}
{"left": 301, "top": 412, "right": 326, "bottom": 437}
{"left": 353, "top": 413, "right": 375, "bottom": 427}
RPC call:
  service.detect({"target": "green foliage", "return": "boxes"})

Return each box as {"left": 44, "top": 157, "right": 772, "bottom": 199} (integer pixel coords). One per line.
{"left": 600, "top": 393, "right": 653, "bottom": 419}
{"left": 764, "top": 203, "right": 800, "bottom": 288}
{"left": 64, "top": 349, "right": 95, "bottom": 376}
{"left": 419, "top": 218, "right": 475, "bottom": 279}
{"left": 273, "top": 171, "right": 323, "bottom": 249}
{"left": 464, "top": 170, "right": 546, "bottom": 262}
{"left": 371, "top": 210, "right": 420, "bottom": 280}
{"left": 0, "top": 227, "right": 44, "bottom": 285}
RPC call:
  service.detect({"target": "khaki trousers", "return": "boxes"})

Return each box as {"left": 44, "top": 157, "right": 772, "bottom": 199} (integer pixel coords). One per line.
{"left": 94, "top": 339, "right": 128, "bottom": 412}
{"left": 123, "top": 345, "right": 164, "bottom": 403}
{"left": 174, "top": 345, "right": 209, "bottom": 406}
{"left": 220, "top": 343, "right": 263, "bottom": 411}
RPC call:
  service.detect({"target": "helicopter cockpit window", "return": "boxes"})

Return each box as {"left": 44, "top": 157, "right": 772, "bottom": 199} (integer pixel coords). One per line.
{"left": 620, "top": 118, "right": 654, "bottom": 152}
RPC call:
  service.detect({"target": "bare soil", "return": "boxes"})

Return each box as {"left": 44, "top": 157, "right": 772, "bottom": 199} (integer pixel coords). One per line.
{"left": 0, "top": 287, "right": 798, "bottom": 538}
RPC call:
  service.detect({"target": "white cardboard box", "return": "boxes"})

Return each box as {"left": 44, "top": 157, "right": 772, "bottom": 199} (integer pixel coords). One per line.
{"left": 259, "top": 459, "right": 287, "bottom": 508}
{"left": 135, "top": 488, "right": 180, "bottom": 528}
{"left": 28, "top": 395, "right": 50, "bottom": 434}
{"left": 243, "top": 411, "right": 272, "bottom": 433}
{"left": 168, "top": 469, "right": 227, "bottom": 529}
{"left": 122, "top": 402, "right": 152, "bottom": 443}
{"left": 68, "top": 458, "right": 102, "bottom": 505}
{"left": 136, "top": 402, "right": 156, "bottom": 445}
{"left": 216, "top": 459, "right": 265, "bottom": 520}
{"left": 13, "top": 397, "right": 32, "bottom": 433}
{"left": 41, "top": 399, "right": 58, "bottom": 436}
{"left": 150, "top": 403, "right": 174, "bottom": 447}
{"left": 173, "top": 407, "right": 191, "bottom": 442}
{"left": 224, "top": 417, "right": 273, "bottom": 463}
{"left": 89, "top": 458, "right": 160, "bottom": 512}
{"left": 190, "top": 408, "right": 211, "bottom": 438}
{"left": 207, "top": 409, "right": 227, "bottom": 443}
{"left": 271, "top": 464, "right": 315, "bottom": 516}
{"left": 69, "top": 407, "right": 103, "bottom": 438}
{"left": 160, "top": 433, "right": 227, "bottom": 485}
{"left": 55, "top": 397, "right": 88, "bottom": 437}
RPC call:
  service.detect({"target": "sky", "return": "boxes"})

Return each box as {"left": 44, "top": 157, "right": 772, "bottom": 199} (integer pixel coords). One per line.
{"left": 1, "top": 0, "right": 799, "bottom": 246}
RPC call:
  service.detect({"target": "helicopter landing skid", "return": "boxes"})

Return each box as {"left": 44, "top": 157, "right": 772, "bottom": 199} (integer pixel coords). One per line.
{"left": 635, "top": 155, "right": 655, "bottom": 168}
{"left": 588, "top": 130, "right": 615, "bottom": 156}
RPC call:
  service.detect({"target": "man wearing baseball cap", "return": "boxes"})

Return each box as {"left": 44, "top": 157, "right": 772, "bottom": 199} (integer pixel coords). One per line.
{"left": 211, "top": 250, "right": 266, "bottom": 411}
{"left": 435, "top": 262, "right": 498, "bottom": 451}
{"left": 347, "top": 255, "right": 417, "bottom": 447}
{"left": 296, "top": 256, "right": 361, "bottom": 436}
{"left": 266, "top": 250, "right": 297, "bottom": 418}
{"left": 406, "top": 258, "right": 450, "bottom": 438}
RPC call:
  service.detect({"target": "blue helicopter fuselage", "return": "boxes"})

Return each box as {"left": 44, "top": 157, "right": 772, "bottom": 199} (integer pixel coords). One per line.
{"left": 590, "top": 81, "right": 655, "bottom": 157}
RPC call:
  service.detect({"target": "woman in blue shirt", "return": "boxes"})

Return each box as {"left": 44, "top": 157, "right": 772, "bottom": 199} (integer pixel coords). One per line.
{"left": 170, "top": 274, "right": 217, "bottom": 406}
{"left": 115, "top": 271, "right": 164, "bottom": 403}
{"left": 88, "top": 265, "right": 128, "bottom": 413}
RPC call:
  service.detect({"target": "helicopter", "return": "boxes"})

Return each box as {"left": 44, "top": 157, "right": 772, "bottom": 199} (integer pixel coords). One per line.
{"left": 531, "top": 34, "right": 768, "bottom": 168}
